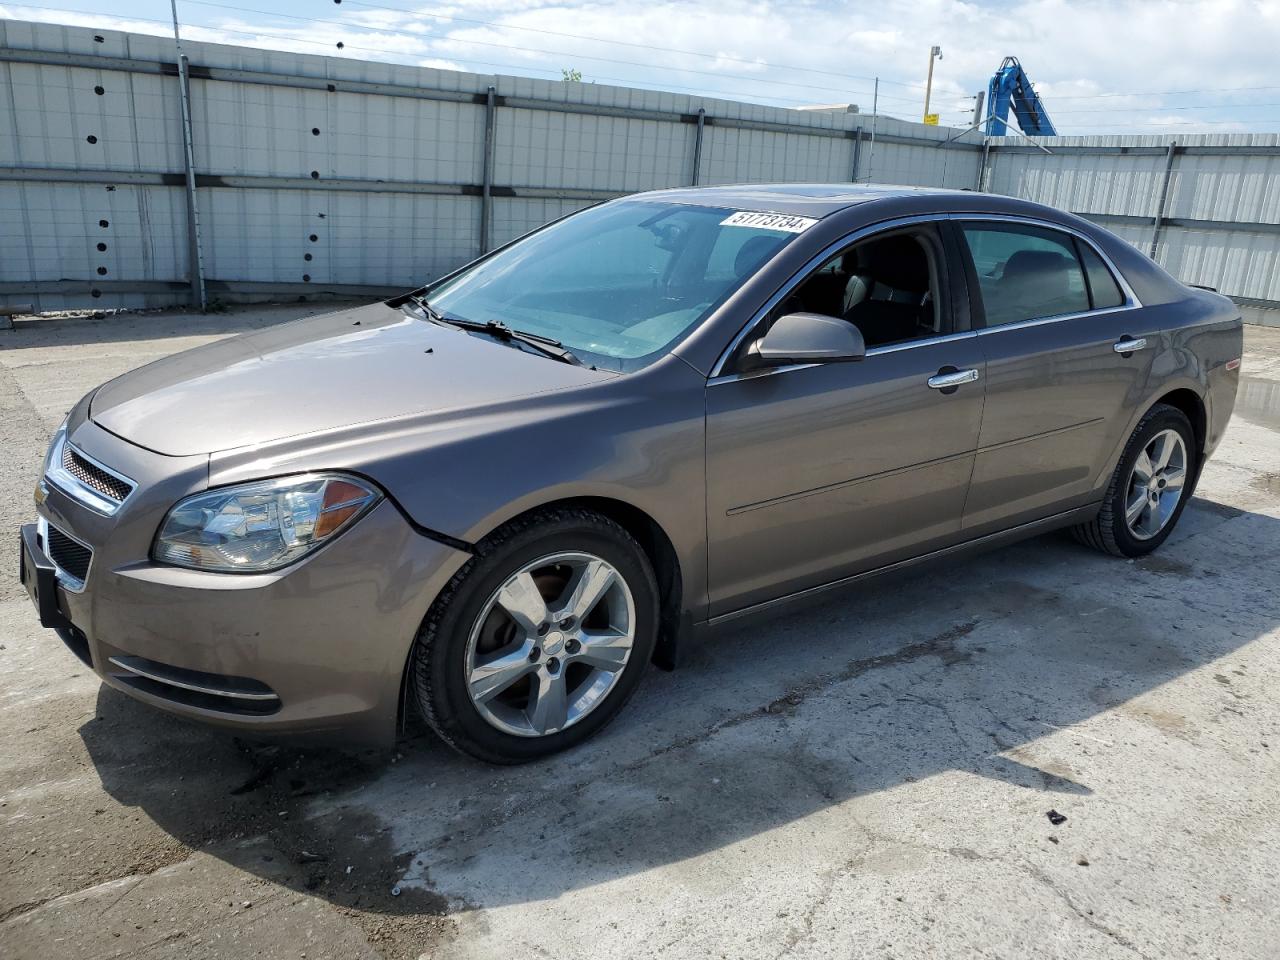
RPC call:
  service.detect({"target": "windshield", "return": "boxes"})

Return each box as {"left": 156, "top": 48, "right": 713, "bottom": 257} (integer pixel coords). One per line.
{"left": 424, "top": 200, "right": 806, "bottom": 371}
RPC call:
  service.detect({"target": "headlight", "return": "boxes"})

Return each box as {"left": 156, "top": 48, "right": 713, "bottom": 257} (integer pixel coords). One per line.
{"left": 153, "top": 474, "right": 381, "bottom": 572}
{"left": 36, "top": 420, "right": 68, "bottom": 503}
{"left": 42, "top": 419, "right": 68, "bottom": 476}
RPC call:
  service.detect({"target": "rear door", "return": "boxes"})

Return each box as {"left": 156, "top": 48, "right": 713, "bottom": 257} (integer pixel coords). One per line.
{"left": 954, "top": 218, "right": 1159, "bottom": 532}
{"left": 704, "top": 220, "right": 986, "bottom": 618}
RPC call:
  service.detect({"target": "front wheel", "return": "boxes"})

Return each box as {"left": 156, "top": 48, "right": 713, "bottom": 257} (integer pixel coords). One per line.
{"left": 1073, "top": 403, "right": 1197, "bottom": 557}
{"left": 412, "top": 508, "right": 658, "bottom": 763}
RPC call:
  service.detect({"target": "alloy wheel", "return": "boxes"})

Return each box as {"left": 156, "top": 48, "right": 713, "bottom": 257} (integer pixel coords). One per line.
{"left": 1124, "top": 428, "right": 1188, "bottom": 540}
{"left": 464, "top": 551, "right": 636, "bottom": 737}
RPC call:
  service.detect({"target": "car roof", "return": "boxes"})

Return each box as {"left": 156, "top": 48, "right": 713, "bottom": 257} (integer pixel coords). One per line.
{"left": 626, "top": 183, "right": 1050, "bottom": 220}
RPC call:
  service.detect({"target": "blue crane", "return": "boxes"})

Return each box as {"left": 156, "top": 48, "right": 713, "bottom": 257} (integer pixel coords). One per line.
{"left": 986, "top": 56, "right": 1057, "bottom": 137}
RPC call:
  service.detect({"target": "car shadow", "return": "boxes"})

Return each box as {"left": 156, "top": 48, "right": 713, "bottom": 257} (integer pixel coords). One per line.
{"left": 78, "top": 495, "right": 1275, "bottom": 928}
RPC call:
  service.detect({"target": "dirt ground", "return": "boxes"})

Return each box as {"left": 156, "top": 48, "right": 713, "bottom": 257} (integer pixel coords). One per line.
{"left": 2, "top": 305, "right": 1279, "bottom": 960}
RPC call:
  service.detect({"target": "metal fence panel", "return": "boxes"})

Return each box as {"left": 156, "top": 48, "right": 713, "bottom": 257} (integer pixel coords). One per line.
{"left": 0, "top": 20, "right": 989, "bottom": 311}
{"left": 1167, "top": 145, "right": 1280, "bottom": 223}
{"left": 701, "top": 126, "right": 847, "bottom": 185}
{"left": 986, "top": 148, "right": 1167, "bottom": 219}
{"left": 1, "top": 62, "right": 172, "bottom": 172}
{"left": 1158, "top": 229, "right": 1280, "bottom": 302}
{"left": 987, "top": 133, "right": 1280, "bottom": 321}
{"left": 494, "top": 107, "right": 690, "bottom": 193}
{"left": 0, "top": 180, "right": 189, "bottom": 308}
{"left": 199, "top": 188, "right": 477, "bottom": 289}
{"left": 0, "top": 18, "right": 1276, "bottom": 324}
{"left": 491, "top": 197, "right": 594, "bottom": 249}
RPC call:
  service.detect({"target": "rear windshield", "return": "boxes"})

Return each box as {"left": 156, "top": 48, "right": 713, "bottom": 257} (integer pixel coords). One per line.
{"left": 425, "top": 200, "right": 808, "bottom": 371}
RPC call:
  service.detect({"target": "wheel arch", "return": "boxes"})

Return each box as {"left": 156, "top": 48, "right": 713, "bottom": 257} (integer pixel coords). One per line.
{"left": 1153, "top": 386, "right": 1207, "bottom": 456}
{"left": 401, "top": 494, "right": 687, "bottom": 726}
{"left": 1095, "top": 379, "right": 1208, "bottom": 492}
{"left": 501, "top": 496, "right": 687, "bottom": 671}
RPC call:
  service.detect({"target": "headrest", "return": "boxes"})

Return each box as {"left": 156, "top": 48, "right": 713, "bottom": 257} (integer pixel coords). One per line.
{"left": 852, "top": 235, "right": 930, "bottom": 292}
{"left": 1001, "top": 249, "right": 1072, "bottom": 301}
{"left": 734, "top": 236, "right": 782, "bottom": 276}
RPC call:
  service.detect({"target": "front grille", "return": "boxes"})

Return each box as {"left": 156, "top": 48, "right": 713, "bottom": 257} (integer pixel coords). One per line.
{"left": 46, "top": 523, "right": 92, "bottom": 584}
{"left": 62, "top": 444, "right": 133, "bottom": 503}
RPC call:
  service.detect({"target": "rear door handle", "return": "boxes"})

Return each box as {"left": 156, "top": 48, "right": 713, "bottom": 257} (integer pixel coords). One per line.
{"left": 1113, "top": 336, "right": 1148, "bottom": 354}
{"left": 927, "top": 368, "right": 980, "bottom": 390}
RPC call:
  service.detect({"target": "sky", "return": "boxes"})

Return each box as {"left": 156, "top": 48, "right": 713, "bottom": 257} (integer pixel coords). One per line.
{"left": 4, "top": 0, "right": 1280, "bottom": 135}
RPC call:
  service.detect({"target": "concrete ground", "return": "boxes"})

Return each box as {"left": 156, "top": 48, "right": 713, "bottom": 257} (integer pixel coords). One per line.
{"left": 2, "top": 305, "right": 1279, "bottom": 960}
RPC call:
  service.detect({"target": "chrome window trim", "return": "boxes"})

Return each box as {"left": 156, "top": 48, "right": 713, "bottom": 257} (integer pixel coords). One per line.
{"left": 948, "top": 213, "right": 1145, "bottom": 328}
{"left": 707, "top": 210, "right": 1146, "bottom": 383}
{"left": 708, "top": 214, "right": 944, "bottom": 379}
{"left": 865, "top": 329, "right": 979, "bottom": 356}
{"left": 37, "top": 515, "right": 91, "bottom": 593}
{"left": 706, "top": 330, "right": 981, "bottom": 386}
{"left": 972, "top": 303, "right": 1138, "bottom": 336}
{"left": 44, "top": 430, "right": 136, "bottom": 516}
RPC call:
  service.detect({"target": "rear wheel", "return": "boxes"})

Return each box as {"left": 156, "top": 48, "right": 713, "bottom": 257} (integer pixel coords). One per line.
{"left": 1073, "top": 403, "right": 1197, "bottom": 557}
{"left": 412, "top": 508, "right": 658, "bottom": 763}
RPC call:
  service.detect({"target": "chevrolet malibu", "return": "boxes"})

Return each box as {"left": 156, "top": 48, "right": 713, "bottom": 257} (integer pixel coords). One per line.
{"left": 20, "top": 184, "right": 1242, "bottom": 763}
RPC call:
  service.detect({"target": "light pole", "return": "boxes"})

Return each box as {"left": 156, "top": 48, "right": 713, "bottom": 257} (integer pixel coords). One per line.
{"left": 923, "top": 45, "right": 943, "bottom": 123}
{"left": 169, "top": 0, "right": 208, "bottom": 310}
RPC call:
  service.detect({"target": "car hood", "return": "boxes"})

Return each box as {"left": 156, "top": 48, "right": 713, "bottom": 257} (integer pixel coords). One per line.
{"left": 90, "top": 302, "right": 616, "bottom": 456}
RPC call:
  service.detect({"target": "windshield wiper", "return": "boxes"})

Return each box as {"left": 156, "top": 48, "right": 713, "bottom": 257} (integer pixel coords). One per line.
{"left": 465, "top": 319, "right": 583, "bottom": 366}
{"left": 402, "top": 298, "right": 582, "bottom": 366}
{"left": 400, "top": 294, "right": 450, "bottom": 326}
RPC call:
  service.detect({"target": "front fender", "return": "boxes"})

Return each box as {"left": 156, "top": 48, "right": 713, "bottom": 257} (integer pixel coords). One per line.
{"left": 208, "top": 356, "right": 711, "bottom": 621}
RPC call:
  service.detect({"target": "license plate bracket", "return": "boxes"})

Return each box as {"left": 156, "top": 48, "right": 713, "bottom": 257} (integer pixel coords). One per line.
{"left": 19, "top": 523, "right": 73, "bottom": 631}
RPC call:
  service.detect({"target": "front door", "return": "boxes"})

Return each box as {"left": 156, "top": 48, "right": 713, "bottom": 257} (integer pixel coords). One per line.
{"left": 704, "top": 223, "right": 985, "bottom": 618}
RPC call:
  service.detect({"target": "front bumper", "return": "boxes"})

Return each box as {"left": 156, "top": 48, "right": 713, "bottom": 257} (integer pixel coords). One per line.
{"left": 20, "top": 521, "right": 74, "bottom": 632}
{"left": 25, "top": 419, "right": 471, "bottom": 747}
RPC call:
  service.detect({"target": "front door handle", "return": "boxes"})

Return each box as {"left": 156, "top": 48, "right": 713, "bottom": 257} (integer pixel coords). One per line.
{"left": 927, "top": 368, "right": 980, "bottom": 390}
{"left": 1113, "top": 336, "right": 1148, "bottom": 355}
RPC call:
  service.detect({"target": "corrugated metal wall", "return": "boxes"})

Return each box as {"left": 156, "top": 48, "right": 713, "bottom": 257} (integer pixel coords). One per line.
{"left": 984, "top": 134, "right": 1280, "bottom": 325}
{"left": 2, "top": 19, "right": 1278, "bottom": 325}
{"left": 0, "top": 20, "right": 983, "bottom": 312}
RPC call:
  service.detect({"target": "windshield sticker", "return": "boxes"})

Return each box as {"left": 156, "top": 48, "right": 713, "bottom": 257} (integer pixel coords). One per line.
{"left": 720, "top": 211, "right": 818, "bottom": 233}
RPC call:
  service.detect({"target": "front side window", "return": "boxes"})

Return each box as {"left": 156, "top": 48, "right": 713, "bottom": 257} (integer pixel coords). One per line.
{"left": 426, "top": 201, "right": 801, "bottom": 371}
{"left": 765, "top": 227, "right": 945, "bottom": 349}
{"left": 960, "top": 223, "right": 1091, "bottom": 327}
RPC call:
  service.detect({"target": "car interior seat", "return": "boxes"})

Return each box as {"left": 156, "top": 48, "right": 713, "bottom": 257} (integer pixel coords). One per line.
{"left": 989, "top": 249, "right": 1082, "bottom": 325}
{"left": 841, "top": 248, "right": 871, "bottom": 314}
{"left": 841, "top": 235, "right": 935, "bottom": 346}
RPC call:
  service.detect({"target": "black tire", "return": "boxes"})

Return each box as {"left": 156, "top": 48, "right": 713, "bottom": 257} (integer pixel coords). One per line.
{"left": 411, "top": 507, "right": 658, "bottom": 764}
{"left": 1072, "top": 403, "right": 1198, "bottom": 558}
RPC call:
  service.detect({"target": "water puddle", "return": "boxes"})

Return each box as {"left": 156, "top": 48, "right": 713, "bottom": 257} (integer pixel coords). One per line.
{"left": 1235, "top": 376, "right": 1280, "bottom": 431}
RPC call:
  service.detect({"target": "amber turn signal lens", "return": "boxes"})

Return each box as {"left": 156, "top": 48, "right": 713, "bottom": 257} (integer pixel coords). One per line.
{"left": 315, "top": 479, "right": 374, "bottom": 538}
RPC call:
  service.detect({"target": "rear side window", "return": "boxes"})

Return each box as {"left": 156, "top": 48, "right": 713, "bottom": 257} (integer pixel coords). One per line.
{"left": 1077, "top": 240, "right": 1126, "bottom": 309}
{"left": 960, "top": 223, "right": 1091, "bottom": 327}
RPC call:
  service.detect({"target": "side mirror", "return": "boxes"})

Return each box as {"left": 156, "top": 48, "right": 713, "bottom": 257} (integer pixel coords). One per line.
{"left": 744, "top": 313, "right": 866, "bottom": 369}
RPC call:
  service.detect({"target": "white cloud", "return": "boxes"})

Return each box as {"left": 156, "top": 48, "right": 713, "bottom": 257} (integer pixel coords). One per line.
{"left": 418, "top": 57, "right": 466, "bottom": 70}
{"left": 4, "top": 0, "right": 1280, "bottom": 132}
{"left": 709, "top": 53, "right": 766, "bottom": 73}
